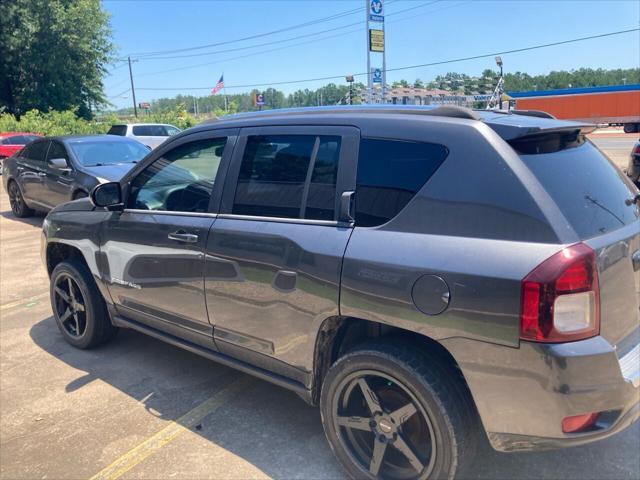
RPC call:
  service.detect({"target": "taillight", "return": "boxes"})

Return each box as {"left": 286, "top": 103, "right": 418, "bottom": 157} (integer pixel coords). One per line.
{"left": 633, "top": 144, "right": 640, "bottom": 155}
{"left": 520, "top": 243, "right": 600, "bottom": 342}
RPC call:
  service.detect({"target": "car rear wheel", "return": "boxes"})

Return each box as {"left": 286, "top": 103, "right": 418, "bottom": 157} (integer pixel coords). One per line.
{"left": 320, "top": 341, "right": 478, "bottom": 480}
{"left": 8, "top": 181, "right": 34, "bottom": 218}
{"left": 50, "top": 260, "right": 117, "bottom": 349}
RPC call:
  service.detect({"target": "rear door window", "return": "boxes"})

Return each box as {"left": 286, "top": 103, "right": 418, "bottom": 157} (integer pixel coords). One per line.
{"left": 23, "top": 140, "right": 50, "bottom": 163}
{"left": 355, "top": 138, "right": 448, "bottom": 227}
{"left": 233, "top": 134, "right": 341, "bottom": 220}
{"left": 520, "top": 140, "right": 639, "bottom": 239}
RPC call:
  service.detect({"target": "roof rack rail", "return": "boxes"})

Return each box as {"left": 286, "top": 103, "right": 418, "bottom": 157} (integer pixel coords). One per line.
{"left": 201, "top": 104, "right": 480, "bottom": 124}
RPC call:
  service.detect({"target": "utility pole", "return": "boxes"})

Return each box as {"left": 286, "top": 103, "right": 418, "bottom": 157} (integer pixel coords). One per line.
{"left": 128, "top": 56, "right": 138, "bottom": 118}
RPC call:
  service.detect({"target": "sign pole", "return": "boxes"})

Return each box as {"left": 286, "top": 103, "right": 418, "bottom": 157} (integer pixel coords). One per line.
{"left": 365, "top": 0, "right": 371, "bottom": 104}
{"left": 382, "top": 25, "right": 386, "bottom": 103}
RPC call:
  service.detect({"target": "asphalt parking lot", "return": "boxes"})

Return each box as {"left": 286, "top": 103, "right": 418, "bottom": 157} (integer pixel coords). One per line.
{"left": 1, "top": 135, "right": 638, "bottom": 480}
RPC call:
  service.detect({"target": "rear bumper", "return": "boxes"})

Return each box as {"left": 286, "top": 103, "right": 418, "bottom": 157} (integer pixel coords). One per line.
{"left": 441, "top": 333, "right": 640, "bottom": 452}
{"left": 488, "top": 401, "right": 639, "bottom": 451}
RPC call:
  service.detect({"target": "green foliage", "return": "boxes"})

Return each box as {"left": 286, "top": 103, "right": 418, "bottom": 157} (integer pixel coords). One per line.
{"left": 0, "top": 0, "right": 114, "bottom": 118}
{"left": 0, "top": 106, "right": 195, "bottom": 136}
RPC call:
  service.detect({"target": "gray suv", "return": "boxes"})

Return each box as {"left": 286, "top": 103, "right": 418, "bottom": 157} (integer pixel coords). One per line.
{"left": 41, "top": 106, "right": 639, "bottom": 480}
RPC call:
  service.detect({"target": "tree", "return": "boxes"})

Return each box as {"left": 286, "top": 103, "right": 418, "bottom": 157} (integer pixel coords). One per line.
{"left": 0, "top": 0, "right": 114, "bottom": 118}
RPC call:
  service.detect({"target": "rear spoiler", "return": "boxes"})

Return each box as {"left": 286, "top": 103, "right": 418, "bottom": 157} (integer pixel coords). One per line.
{"left": 483, "top": 117, "right": 597, "bottom": 142}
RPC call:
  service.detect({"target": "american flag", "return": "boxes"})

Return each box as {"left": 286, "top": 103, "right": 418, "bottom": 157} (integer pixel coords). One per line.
{"left": 210, "top": 75, "right": 224, "bottom": 95}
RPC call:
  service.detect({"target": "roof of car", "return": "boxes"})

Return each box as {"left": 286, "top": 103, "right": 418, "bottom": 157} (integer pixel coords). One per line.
{"left": 0, "top": 132, "right": 42, "bottom": 137}
{"left": 196, "top": 105, "right": 596, "bottom": 141}
{"left": 111, "top": 123, "right": 177, "bottom": 127}
{"left": 49, "top": 134, "right": 145, "bottom": 143}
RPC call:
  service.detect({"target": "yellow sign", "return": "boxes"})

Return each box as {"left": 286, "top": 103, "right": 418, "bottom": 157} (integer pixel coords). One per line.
{"left": 369, "top": 29, "right": 384, "bottom": 52}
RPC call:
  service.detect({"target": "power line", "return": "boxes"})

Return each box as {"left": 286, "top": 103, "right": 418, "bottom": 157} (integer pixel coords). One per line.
{"left": 132, "top": 0, "right": 465, "bottom": 79}
{"left": 129, "top": 0, "right": 400, "bottom": 58}
{"left": 135, "top": 28, "right": 639, "bottom": 91}
{"left": 136, "top": 1, "right": 441, "bottom": 61}
{"left": 107, "top": 88, "right": 131, "bottom": 100}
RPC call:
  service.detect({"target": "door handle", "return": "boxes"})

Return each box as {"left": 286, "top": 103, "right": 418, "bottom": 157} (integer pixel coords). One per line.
{"left": 37, "top": 172, "right": 47, "bottom": 177}
{"left": 17, "top": 166, "right": 24, "bottom": 171}
{"left": 168, "top": 231, "right": 198, "bottom": 243}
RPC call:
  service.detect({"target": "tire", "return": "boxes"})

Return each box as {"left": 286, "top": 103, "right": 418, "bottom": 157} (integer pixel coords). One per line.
{"left": 50, "top": 259, "right": 118, "bottom": 349}
{"left": 7, "top": 180, "right": 34, "bottom": 218}
{"left": 320, "top": 341, "right": 478, "bottom": 480}
{"left": 623, "top": 123, "right": 638, "bottom": 134}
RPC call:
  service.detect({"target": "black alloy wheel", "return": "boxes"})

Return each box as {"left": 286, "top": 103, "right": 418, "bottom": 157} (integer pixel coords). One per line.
{"left": 332, "top": 370, "right": 437, "bottom": 479}
{"left": 53, "top": 273, "right": 87, "bottom": 338}
{"left": 8, "top": 181, "right": 33, "bottom": 217}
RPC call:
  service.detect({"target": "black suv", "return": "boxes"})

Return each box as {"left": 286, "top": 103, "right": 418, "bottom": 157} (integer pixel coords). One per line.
{"left": 41, "top": 106, "right": 639, "bottom": 480}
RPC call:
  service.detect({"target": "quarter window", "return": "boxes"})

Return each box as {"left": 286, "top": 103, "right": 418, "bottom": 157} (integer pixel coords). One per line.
{"left": 355, "top": 139, "right": 448, "bottom": 227}
{"left": 129, "top": 137, "right": 226, "bottom": 212}
{"left": 233, "top": 135, "right": 341, "bottom": 220}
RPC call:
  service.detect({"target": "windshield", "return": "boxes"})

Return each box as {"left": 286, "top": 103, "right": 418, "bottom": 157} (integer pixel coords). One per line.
{"left": 69, "top": 140, "right": 149, "bottom": 167}
{"left": 520, "top": 140, "right": 639, "bottom": 239}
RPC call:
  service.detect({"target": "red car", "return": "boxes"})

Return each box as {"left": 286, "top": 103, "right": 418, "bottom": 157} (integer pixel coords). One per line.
{"left": 0, "top": 132, "right": 42, "bottom": 160}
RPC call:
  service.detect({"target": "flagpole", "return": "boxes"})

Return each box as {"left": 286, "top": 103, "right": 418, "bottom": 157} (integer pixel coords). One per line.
{"left": 223, "top": 72, "right": 228, "bottom": 112}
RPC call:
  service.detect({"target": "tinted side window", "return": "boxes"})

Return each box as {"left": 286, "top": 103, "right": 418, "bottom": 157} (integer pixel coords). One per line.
{"left": 107, "top": 125, "right": 127, "bottom": 136}
{"left": 24, "top": 141, "right": 50, "bottom": 163}
{"left": 305, "top": 137, "right": 341, "bottom": 220}
{"left": 129, "top": 137, "right": 226, "bottom": 212}
{"left": 133, "top": 125, "right": 166, "bottom": 137}
{"left": 46, "top": 142, "right": 68, "bottom": 161}
{"left": 233, "top": 135, "right": 314, "bottom": 218}
{"left": 355, "top": 139, "right": 448, "bottom": 227}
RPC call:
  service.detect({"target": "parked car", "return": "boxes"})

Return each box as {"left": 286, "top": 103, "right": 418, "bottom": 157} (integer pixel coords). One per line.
{"left": 41, "top": 106, "right": 639, "bottom": 480}
{"left": 627, "top": 139, "right": 640, "bottom": 187}
{"left": 3, "top": 135, "right": 150, "bottom": 217}
{"left": 107, "top": 123, "right": 181, "bottom": 149}
{"left": 0, "top": 132, "right": 42, "bottom": 172}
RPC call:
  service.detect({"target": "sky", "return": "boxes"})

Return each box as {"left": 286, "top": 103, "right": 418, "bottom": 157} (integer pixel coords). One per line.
{"left": 102, "top": 0, "right": 640, "bottom": 109}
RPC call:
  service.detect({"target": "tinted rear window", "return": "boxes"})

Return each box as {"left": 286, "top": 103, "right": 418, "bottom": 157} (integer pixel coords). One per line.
{"left": 107, "top": 125, "right": 127, "bottom": 136}
{"left": 356, "top": 139, "right": 448, "bottom": 227}
{"left": 132, "top": 125, "right": 168, "bottom": 136}
{"left": 521, "top": 141, "right": 639, "bottom": 239}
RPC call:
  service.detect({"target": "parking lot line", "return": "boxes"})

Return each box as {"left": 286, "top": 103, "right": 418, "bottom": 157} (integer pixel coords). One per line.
{"left": 0, "top": 292, "right": 49, "bottom": 312}
{"left": 89, "top": 376, "right": 252, "bottom": 480}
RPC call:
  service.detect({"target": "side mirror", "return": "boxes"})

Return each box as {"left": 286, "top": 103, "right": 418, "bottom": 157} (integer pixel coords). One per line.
{"left": 91, "top": 182, "right": 123, "bottom": 209}
{"left": 49, "top": 157, "right": 71, "bottom": 171}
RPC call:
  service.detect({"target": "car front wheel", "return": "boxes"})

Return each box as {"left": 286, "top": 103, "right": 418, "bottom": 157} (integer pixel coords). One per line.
{"left": 50, "top": 260, "right": 117, "bottom": 349}
{"left": 320, "top": 341, "right": 478, "bottom": 480}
